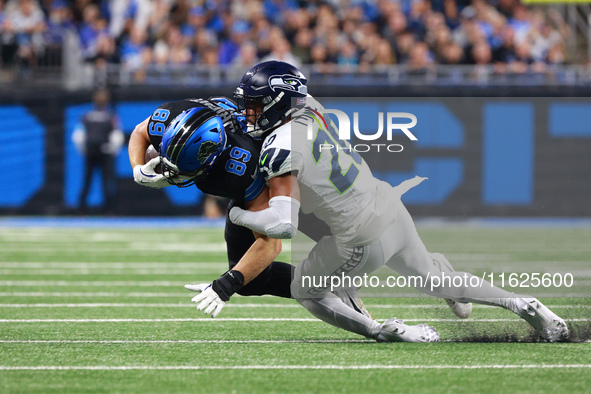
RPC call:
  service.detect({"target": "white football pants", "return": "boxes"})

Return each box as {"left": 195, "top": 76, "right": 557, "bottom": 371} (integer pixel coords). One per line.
{"left": 292, "top": 198, "right": 518, "bottom": 339}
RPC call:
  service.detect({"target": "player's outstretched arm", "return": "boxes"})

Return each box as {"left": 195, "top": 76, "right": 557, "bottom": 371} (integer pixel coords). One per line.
{"left": 185, "top": 230, "right": 282, "bottom": 318}
{"left": 186, "top": 189, "right": 283, "bottom": 318}
{"left": 229, "top": 174, "right": 301, "bottom": 239}
{"left": 129, "top": 117, "right": 170, "bottom": 188}
{"left": 128, "top": 117, "right": 151, "bottom": 168}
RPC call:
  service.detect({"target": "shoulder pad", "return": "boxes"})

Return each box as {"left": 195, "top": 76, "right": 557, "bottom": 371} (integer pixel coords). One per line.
{"left": 187, "top": 98, "right": 241, "bottom": 134}
{"left": 260, "top": 146, "right": 292, "bottom": 179}
{"left": 233, "top": 115, "right": 249, "bottom": 134}
{"left": 209, "top": 97, "right": 239, "bottom": 111}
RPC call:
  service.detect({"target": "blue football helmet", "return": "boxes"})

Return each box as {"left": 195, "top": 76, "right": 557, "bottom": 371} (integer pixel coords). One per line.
{"left": 160, "top": 107, "right": 227, "bottom": 187}
{"left": 233, "top": 60, "right": 308, "bottom": 137}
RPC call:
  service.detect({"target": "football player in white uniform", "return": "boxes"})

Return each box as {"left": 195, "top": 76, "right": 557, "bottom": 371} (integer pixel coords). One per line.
{"left": 227, "top": 61, "right": 569, "bottom": 343}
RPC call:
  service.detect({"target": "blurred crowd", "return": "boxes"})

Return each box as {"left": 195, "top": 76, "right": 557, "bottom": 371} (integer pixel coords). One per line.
{"left": 0, "top": 0, "right": 574, "bottom": 75}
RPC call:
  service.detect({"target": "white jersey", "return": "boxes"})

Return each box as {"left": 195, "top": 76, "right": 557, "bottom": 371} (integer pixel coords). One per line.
{"left": 259, "top": 96, "right": 420, "bottom": 245}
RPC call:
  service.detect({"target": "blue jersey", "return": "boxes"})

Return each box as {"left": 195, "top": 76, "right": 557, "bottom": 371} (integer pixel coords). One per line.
{"left": 148, "top": 98, "right": 264, "bottom": 203}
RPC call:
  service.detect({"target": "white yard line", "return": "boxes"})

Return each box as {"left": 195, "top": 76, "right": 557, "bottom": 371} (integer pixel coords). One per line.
{"left": 0, "top": 339, "right": 371, "bottom": 344}
{"left": 0, "top": 271, "right": 222, "bottom": 276}
{"left": 0, "top": 339, "right": 588, "bottom": 344}
{"left": 0, "top": 281, "right": 188, "bottom": 287}
{"left": 0, "top": 262, "right": 227, "bottom": 268}
{"left": 0, "top": 293, "right": 190, "bottom": 297}
{"left": 0, "top": 243, "right": 291, "bottom": 254}
{"left": 0, "top": 303, "right": 588, "bottom": 309}
{"left": 3, "top": 318, "right": 316, "bottom": 323}
{"left": 0, "top": 318, "right": 588, "bottom": 323}
{"left": 0, "top": 248, "right": 215, "bottom": 253}
{"left": 0, "top": 303, "right": 287, "bottom": 307}
{"left": 0, "top": 364, "right": 589, "bottom": 371}
{"left": 0, "top": 283, "right": 586, "bottom": 299}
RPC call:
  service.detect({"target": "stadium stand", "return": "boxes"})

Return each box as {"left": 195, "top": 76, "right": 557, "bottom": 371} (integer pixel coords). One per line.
{"left": 0, "top": 0, "right": 589, "bottom": 86}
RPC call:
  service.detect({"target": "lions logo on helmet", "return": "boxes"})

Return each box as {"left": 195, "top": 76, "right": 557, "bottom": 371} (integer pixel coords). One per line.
{"left": 268, "top": 74, "right": 307, "bottom": 95}
{"left": 197, "top": 140, "right": 221, "bottom": 164}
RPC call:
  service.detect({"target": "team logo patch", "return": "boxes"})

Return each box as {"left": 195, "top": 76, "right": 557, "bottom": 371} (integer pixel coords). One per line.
{"left": 197, "top": 140, "right": 220, "bottom": 164}
{"left": 268, "top": 74, "right": 307, "bottom": 94}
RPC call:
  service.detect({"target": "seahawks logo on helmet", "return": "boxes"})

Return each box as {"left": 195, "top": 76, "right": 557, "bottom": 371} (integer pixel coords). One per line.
{"left": 268, "top": 74, "right": 307, "bottom": 94}
{"left": 197, "top": 140, "right": 221, "bottom": 164}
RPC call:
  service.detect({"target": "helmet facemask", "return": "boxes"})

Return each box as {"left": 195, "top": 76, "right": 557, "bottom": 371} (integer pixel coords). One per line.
{"left": 234, "top": 89, "right": 299, "bottom": 138}
{"left": 160, "top": 156, "right": 207, "bottom": 188}
{"left": 234, "top": 89, "right": 266, "bottom": 133}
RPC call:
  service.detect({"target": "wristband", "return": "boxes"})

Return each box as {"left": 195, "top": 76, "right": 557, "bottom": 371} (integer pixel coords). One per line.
{"left": 212, "top": 270, "right": 245, "bottom": 301}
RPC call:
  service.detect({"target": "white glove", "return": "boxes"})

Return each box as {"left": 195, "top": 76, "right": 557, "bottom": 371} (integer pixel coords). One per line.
{"left": 185, "top": 283, "right": 225, "bottom": 318}
{"left": 133, "top": 157, "right": 170, "bottom": 188}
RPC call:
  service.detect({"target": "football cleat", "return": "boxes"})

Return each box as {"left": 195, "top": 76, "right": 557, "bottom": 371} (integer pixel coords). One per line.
{"left": 445, "top": 298, "right": 473, "bottom": 319}
{"left": 511, "top": 298, "right": 569, "bottom": 342}
{"left": 333, "top": 286, "right": 373, "bottom": 319}
{"left": 375, "top": 318, "right": 440, "bottom": 343}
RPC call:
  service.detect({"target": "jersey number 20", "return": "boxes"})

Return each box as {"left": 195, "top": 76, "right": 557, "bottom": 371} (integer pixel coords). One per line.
{"left": 313, "top": 126, "right": 362, "bottom": 194}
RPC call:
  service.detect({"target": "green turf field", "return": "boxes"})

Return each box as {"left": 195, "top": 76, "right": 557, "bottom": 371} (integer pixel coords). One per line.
{"left": 0, "top": 224, "right": 589, "bottom": 393}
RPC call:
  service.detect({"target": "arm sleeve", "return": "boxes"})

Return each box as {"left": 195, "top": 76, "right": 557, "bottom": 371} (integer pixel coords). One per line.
{"left": 229, "top": 196, "right": 301, "bottom": 239}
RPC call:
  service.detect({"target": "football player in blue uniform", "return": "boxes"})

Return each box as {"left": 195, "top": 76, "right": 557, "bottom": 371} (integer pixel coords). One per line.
{"left": 128, "top": 97, "right": 364, "bottom": 320}
{"left": 129, "top": 97, "right": 292, "bottom": 317}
